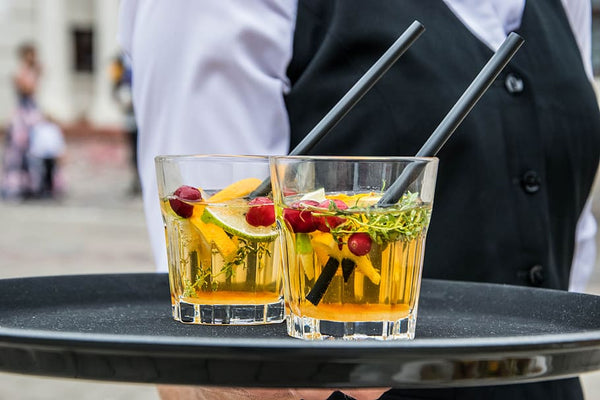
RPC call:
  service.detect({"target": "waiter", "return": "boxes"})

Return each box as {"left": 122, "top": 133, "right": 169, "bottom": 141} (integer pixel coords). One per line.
{"left": 119, "top": 1, "right": 600, "bottom": 399}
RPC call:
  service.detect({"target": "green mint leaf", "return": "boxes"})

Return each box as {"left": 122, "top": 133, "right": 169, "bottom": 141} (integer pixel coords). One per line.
{"left": 295, "top": 233, "right": 313, "bottom": 254}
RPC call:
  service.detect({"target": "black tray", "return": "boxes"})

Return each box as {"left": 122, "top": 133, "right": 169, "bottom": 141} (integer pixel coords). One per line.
{"left": 0, "top": 273, "right": 599, "bottom": 388}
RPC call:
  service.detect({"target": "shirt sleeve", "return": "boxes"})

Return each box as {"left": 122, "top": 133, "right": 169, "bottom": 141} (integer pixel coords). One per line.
{"left": 117, "top": 0, "right": 297, "bottom": 271}
{"left": 561, "top": 0, "right": 594, "bottom": 79}
{"left": 116, "top": 0, "right": 138, "bottom": 60}
{"left": 560, "top": 0, "right": 598, "bottom": 292}
{"left": 570, "top": 195, "right": 598, "bottom": 292}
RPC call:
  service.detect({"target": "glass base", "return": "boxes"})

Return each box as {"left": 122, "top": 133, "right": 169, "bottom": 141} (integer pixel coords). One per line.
{"left": 172, "top": 299, "right": 285, "bottom": 325}
{"left": 287, "top": 312, "right": 417, "bottom": 340}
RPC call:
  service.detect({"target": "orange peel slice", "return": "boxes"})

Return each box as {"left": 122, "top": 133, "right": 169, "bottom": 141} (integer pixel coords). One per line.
{"left": 207, "top": 177, "right": 262, "bottom": 203}
{"left": 190, "top": 209, "right": 237, "bottom": 260}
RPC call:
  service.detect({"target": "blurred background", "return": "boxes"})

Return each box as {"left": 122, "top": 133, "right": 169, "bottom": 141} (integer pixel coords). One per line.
{"left": 0, "top": 0, "right": 599, "bottom": 399}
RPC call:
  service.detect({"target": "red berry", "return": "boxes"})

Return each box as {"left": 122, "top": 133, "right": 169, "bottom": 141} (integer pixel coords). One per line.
{"left": 347, "top": 232, "right": 372, "bottom": 256}
{"left": 245, "top": 197, "right": 275, "bottom": 227}
{"left": 283, "top": 200, "right": 319, "bottom": 233}
{"left": 169, "top": 185, "right": 201, "bottom": 218}
{"left": 316, "top": 199, "right": 348, "bottom": 232}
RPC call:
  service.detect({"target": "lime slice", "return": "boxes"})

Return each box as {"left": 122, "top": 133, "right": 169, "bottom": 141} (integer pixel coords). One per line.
{"left": 201, "top": 198, "right": 277, "bottom": 242}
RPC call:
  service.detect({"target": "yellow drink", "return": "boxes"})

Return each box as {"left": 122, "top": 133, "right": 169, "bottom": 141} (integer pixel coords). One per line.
{"left": 277, "top": 193, "right": 431, "bottom": 339}
{"left": 160, "top": 196, "right": 283, "bottom": 324}
{"left": 155, "top": 155, "right": 286, "bottom": 325}
{"left": 289, "top": 236, "right": 425, "bottom": 321}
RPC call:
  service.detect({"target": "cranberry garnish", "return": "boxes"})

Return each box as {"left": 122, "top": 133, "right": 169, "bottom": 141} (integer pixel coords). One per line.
{"left": 283, "top": 200, "right": 319, "bottom": 233}
{"left": 347, "top": 232, "right": 372, "bottom": 256}
{"left": 315, "top": 199, "right": 348, "bottom": 232}
{"left": 245, "top": 197, "right": 275, "bottom": 227}
{"left": 169, "top": 185, "right": 201, "bottom": 218}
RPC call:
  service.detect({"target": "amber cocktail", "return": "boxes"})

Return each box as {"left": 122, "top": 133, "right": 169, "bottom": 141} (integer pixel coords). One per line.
{"left": 156, "top": 155, "right": 283, "bottom": 324}
{"left": 270, "top": 156, "right": 438, "bottom": 339}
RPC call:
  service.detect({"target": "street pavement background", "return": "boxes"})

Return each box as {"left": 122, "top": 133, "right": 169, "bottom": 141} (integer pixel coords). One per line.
{"left": 1, "top": 136, "right": 600, "bottom": 399}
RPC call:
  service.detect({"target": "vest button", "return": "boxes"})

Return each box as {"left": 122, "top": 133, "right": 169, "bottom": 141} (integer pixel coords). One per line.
{"left": 521, "top": 170, "right": 541, "bottom": 194}
{"left": 505, "top": 72, "right": 524, "bottom": 94}
{"left": 528, "top": 265, "right": 545, "bottom": 286}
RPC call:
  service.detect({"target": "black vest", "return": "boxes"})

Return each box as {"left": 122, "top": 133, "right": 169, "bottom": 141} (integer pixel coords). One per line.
{"left": 285, "top": 0, "right": 600, "bottom": 292}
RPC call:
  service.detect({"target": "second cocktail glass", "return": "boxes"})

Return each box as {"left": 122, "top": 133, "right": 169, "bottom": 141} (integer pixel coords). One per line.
{"left": 270, "top": 156, "right": 438, "bottom": 340}
{"left": 155, "top": 155, "right": 284, "bottom": 325}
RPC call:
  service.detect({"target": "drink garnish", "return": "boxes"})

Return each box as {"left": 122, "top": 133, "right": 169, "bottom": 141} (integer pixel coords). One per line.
{"left": 283, "top": 200, "right": 319, "bottom": 233}
{"left": 299, "top": 188, "right": 326, "bottom": 202}
{"left": 347, "top": 232, "right": 372, "bottom": 256}
{"left": 207, "top": 177, "right": 262, "bottom": 203}
{"left": 245, "top": 197, "right": 275, "bottom": 227}
{"left": 300, "top": 191, "right": 429, "bottom": 305}
{"left": 198, "top": 178, "right": 277, "bottom": 242}
{"left": 296, "top": 233, "right": 315, "bottom": 280}
{"left": 315, "top": 199, "right": 348, "bottom": 232}
{"left": 311, "top": 232, "right": 380, "bottom": 285}
{"left": 327, "top": 192, "right": 429, "bottom": 245}
{"left": 220, "top": 237, "right": 272, "bottom": 279}
{"left": 190, "top": 212, "right": 238, "bottom": 259}
{"left": 182, "top": 178, "right": 277, "bottom": 262}
{"left": 169, "top": 185, "right": 202, "bottom": 218}
{"left": 201, "top": 199, "right": 277, "bottom": 242}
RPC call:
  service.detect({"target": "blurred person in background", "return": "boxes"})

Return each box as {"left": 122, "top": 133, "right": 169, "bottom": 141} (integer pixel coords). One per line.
{"left": 27, "top": 116, "right": 66, "bottom": 199}
{"left": 1, "top": 43, "right": 43, "bottom": 200}
{"left": 110, "top": 52, "right": 141, "bottom": 196}
{"left": 13, "top": 43, "right": 40, "bottom": 109}
{"left": 119, "top": 0, "right": 600, "bottom": 399}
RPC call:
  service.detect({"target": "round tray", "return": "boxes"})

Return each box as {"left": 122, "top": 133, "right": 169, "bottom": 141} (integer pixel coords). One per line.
{"left": 0, "top": 273, "right": 599, "bottom": 388}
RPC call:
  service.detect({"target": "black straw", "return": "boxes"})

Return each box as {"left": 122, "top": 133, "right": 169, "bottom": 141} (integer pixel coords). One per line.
{"left": 306, "top": 257, "right": 340, "bottom": 306}
{"left": 377, "top": 32, "right": 525, "bottom": 206}
{"left": 249, "top": 21, "right": 426, "bottom": 198}
{"left": 290, "top": 21, "right": 425, "bottom": 156}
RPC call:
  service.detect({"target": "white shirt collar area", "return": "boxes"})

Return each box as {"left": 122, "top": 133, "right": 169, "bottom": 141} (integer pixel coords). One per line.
{"left": 442, "top": 0, "right": 526, "bottom": 51}
{"left": 442, "top": 0, "right": 593, "bottom": 80}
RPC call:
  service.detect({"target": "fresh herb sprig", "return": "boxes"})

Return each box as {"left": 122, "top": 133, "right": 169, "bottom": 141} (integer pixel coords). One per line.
{"left": 183, "top": 267, "right": 217, "bottom": 296}
{"left": 183, "top": 238, "right": 272, "bottom": 294}
{"left": 221, "top": 237, "right": 271, "bottom": 278}
{"left": 319, "top": 192, "right": 430, "bottom": 246}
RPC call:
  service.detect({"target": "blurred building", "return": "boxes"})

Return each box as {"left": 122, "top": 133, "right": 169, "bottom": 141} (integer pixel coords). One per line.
{"left": 0, "top": 0, "right": 121, "bottom": 128}
{"left": 0, "top": 1, "right": 598, "bottom": 130}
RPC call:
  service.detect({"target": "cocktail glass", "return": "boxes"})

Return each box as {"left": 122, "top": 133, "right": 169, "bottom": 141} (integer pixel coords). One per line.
{"left": 270, "top": 156, "right": 438, "bottom": 339}
{"left": 155, "top": 155, "right": 284, "bottom": 324}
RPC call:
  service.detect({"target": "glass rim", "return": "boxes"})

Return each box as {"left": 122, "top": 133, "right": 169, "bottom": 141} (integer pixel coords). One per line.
{"left": 155, "top": 154, "right": 270, "bottom": 163}
{"left": 155, "top": 154, "right": 438, "bottom": 163}
{"left": 270, "top": 155, "right": 438, "bottom": 162}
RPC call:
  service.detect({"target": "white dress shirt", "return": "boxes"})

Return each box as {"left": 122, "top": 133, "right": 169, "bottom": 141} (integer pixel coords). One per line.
{"left": 118, "top": 0, "right": 597, "bottom": 292}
